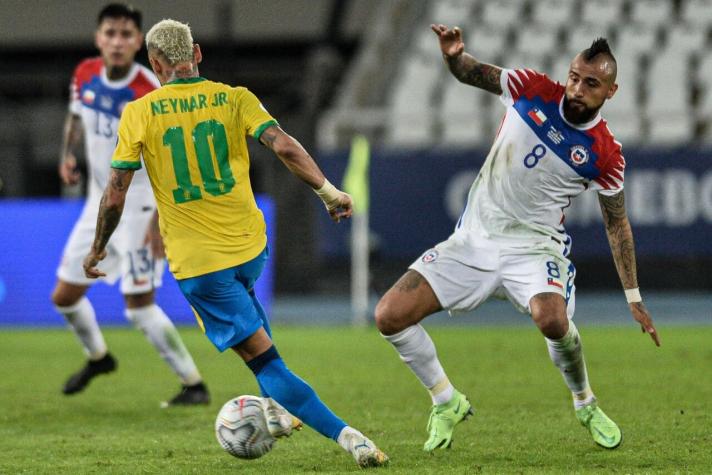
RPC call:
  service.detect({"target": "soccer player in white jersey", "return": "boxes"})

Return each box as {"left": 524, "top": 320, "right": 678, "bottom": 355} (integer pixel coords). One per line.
{"left": 52, "top": 3, "right": 209, "bottom": 406}
{"left": 375, "top": 25, "right": 661, "bottom": 451}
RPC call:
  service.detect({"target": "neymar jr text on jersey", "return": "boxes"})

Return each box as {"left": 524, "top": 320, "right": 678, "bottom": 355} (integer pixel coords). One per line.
{"left": 150, "top": 92, "right": 228, "bottom": 116}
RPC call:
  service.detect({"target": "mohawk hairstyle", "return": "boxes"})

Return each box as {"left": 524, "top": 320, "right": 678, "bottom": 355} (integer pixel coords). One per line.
{"left": 98, "top": 3, "right": 142, "bottom": 30}
{"left": 582, "top": 38, "right": 616, "bottom": 64}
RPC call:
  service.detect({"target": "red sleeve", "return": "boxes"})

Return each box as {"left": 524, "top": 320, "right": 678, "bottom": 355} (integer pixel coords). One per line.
{"left": 499, "top": 68, "right": 560, "bottom": 106}
{"left": 69, "top": 58, "right": 102, "bottom": 114}
{"left": 593, "top": 136, "right": 625, "bottom": 195}
{"left": 128, "top": 66, "right": 160, "bottom": 100}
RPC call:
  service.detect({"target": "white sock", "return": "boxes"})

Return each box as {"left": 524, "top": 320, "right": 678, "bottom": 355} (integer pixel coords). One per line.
{"left": 55, "top": 297, "right": 107, "bottom": 360}
{"left": 382, "top": 324, "right": 455, "bottom": 405}
{"left": 125, "top": 304, "right": 202, "bottom": 386}
{"left": 545, "top": 320, "right": 595, "bottom": 409}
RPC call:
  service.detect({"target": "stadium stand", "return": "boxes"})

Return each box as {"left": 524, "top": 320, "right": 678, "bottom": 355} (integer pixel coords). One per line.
{"left": 581, "top": 0, "right": 625, "bottom": 29}
{"left": 480, "top": 0, "right": 524, "bottom": 28}
{"left": 647, "top": 53, "right": 694, "bottom": 143}
{"left": 681, "top": 0, "right": 712, "bottom": 26}
{"left": 4, "top": 0, "right": 711, "bottom": 177}
{"left": 320, "top": 0, "right": 712, "bottom": 149}
{"left": 630, "top": 0, "right": 676, "bottom": 26}
{"left": 531, "top": 0, "right": 577, "bottom": 27}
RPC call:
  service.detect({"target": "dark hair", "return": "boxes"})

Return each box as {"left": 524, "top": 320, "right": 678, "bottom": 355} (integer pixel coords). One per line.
{"left": 97, "top": 3, "right": 142, "bottom": 30}
{"left": 582, "top": 37, "right": 616, "bottom": 64}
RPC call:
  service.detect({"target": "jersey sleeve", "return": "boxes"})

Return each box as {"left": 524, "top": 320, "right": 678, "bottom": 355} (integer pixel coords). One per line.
{"left": 499, "top": 68, "right": 553, "bottom": 107}
{"left": 234, "top": 87, "right": 278, "bottom": 140}
{"left": 111, "top": 101, "right": 146, "bottom": 170}
{"left": 68, "top": 58, "right": 103, "bottom": 115}
{"left": 69, "top": 62, "right": 85, "bottom": 115}
{"left": 591, "top": 142, "right": 625, "bottom": 196}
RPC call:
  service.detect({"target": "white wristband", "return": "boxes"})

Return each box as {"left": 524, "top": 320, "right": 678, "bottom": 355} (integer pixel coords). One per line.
{"left": 625, "top": 288, "right": 642, "bottom": 304}
{"left": 313, "top": 178, "right": 341, "bottom": 208}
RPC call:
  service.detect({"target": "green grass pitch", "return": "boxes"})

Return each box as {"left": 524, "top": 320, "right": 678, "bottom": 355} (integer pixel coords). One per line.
{"left": 1, "top": 325, "right": 710, "bottom": 474}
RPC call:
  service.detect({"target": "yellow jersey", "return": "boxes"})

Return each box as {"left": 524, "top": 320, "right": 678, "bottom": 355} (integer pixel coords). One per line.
{"left": 111, "top": 77, "right": 276, "bottom": 279}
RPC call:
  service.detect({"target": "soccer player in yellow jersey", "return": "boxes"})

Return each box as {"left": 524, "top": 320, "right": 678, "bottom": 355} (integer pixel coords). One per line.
{"left": 82, "top": 19, "right": 388, "bottom": 468}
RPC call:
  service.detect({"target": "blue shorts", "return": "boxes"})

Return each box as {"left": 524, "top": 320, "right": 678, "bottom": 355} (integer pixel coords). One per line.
{"left": 177, "top": 247, "right": 270, "bottom": 352}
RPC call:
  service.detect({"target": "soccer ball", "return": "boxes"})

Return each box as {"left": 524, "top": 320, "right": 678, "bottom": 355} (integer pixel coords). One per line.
{"left": 215, "top": 395, "right": 275, "bottom": 460}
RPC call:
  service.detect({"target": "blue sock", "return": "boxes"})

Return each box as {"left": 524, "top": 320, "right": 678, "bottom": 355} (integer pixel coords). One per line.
{"left": 257, "top": 380, "right": 270, "bottom": 399}
{"left": 247, "top": 346, "right": 347, "bottom": 440}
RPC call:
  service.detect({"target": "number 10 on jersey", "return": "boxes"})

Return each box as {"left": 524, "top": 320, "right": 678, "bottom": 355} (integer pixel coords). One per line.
{"left": 163, "top": 119, "right": 236, "bottom": 204}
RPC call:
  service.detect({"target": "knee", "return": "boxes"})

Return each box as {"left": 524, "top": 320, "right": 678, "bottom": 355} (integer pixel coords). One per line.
{"left": 374, "top": 296, "right": 404, "bottom": 336}
{"left": 124, "top": 303, "right": 163, "bottom": 327}
{"left": 51, "top": 288, "right": 79, "bottom": 308}
{"left": 124, "top": 292, "right": 154, "bottom": 309}
{"left": 530, "top": 293, "right": 569, "bottom": 339}
{"left": 535, "top": 312, "right": 569, "bottom": 339}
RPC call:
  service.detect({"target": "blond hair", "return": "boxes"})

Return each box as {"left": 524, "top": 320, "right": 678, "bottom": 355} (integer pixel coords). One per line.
{"left": 145, "top": 19, "right": 194, "bottom": 65}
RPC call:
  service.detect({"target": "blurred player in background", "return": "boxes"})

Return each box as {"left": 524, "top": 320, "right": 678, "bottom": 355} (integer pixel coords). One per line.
{"left": 375, "top": 25, "right": 660, "bottom": 452}
{"left": 52, "top": 3, "right": 209, "bottom": 407}
{"left": 82, "top": 19, "right": 388, "bottom": 468}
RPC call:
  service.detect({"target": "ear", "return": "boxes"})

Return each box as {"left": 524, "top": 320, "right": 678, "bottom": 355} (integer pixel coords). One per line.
{"left": 607, "top": 82, "right": 618, "bottom": 100}
{"left": 148, "top": 54, "right": 162, "bottom": 76}
{"left": 94, "top": 29, "right": 101, "bottom": 50}
{"left": 193, "top": 44, "right": 202, "bottom": 64}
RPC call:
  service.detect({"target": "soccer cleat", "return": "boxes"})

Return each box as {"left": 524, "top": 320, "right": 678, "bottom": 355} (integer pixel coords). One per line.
{"left": 576, "top": 400, "right": 622, "bottom": 449}
{"left": 160, "top": 382, "right": 211, "bottom": 408}
{"left": 62, "top": 353, "right": 117, "bottom": 395}
{"left": 423, "top": 390, "right": 474, "bottom": 451}
{"left": 262, "top": 398, "right": 303, "bottom": 438}
{"left": 340, "top": 428, "right": 389, "bottom": 468}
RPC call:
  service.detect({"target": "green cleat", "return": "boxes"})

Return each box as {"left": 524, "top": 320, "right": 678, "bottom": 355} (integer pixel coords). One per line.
{"left": 576, "top": 400, "right": 622, "bottom": 449}
{"left": 423, "top": 390, "right": 473, "bottom": 452}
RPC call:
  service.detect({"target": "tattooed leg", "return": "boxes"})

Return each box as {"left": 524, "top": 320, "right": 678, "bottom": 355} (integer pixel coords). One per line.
{"left": 375, "top": 270, "right": 441, "bottom": 335}
{"left": 394, "top": 270, "right": 429, "bottom": 292}
{"left": 377, "top": 269, "right": 461, "bottom": 409}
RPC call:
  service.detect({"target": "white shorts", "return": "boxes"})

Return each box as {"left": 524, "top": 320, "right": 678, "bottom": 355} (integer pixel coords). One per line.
{"left": 409, "top": 231, "right": 576, "bottom": 318}
{"left": 56, "top": 197, "right": 165, "bottom": 295}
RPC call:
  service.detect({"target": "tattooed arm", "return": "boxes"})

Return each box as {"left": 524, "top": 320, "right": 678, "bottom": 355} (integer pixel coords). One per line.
{"left": 599, "top": 191, "right": 660, "bottom": 346}
{"left": 599, "top": 191, "right": 637, "bottom": 288}
{"left": 259, "top": 125, "right": 352, "bottom": 222}
{"left": 259, "top": 125, "right": 325, "bottom": 188}
{"left": 83, "top": 168, "right": 134, "bottom": 278}
{"left": 59, "top": 113, "right": 84, "bottom": 185}
{"left": 431, "top": 24, "right": 503, "bottom": 94}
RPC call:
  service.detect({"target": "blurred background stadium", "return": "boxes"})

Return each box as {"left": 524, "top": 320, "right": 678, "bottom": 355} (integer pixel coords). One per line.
{"left": 1, "top": 0, "right": 710, "bottom": 325}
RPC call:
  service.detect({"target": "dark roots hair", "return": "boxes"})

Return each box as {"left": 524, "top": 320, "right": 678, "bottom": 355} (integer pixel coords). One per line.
{"left": 582, "top": 37, "right": 616, "bottom": 64}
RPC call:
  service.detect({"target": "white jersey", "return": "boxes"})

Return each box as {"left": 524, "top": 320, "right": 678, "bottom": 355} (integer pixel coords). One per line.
{"left": 458, "top": 68, "right": 625, "bottom": 253}
{"left": 69, "top": 58, "right": 159, "bottom": 204}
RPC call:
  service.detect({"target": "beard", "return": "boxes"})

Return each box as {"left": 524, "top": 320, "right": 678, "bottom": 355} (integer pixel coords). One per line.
{"left": 562, "top": 96, "right": 600, "bottom": 124}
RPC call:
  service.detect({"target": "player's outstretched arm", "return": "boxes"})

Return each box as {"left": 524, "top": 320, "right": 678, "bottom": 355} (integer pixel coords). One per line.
{"left": 259, "top": 125, "right": 352, "bottom": 223}
{"left": 598, "top": 191, "right": 660, "bottom": 346}
{"left": 83, "top": 168, "right": 134, "bottom": 278}
{"left": 59, "top": 113, "right": 83, "bottom": 185}
{"left": 431, "top": 24, "right": 503, "bottom": 95}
